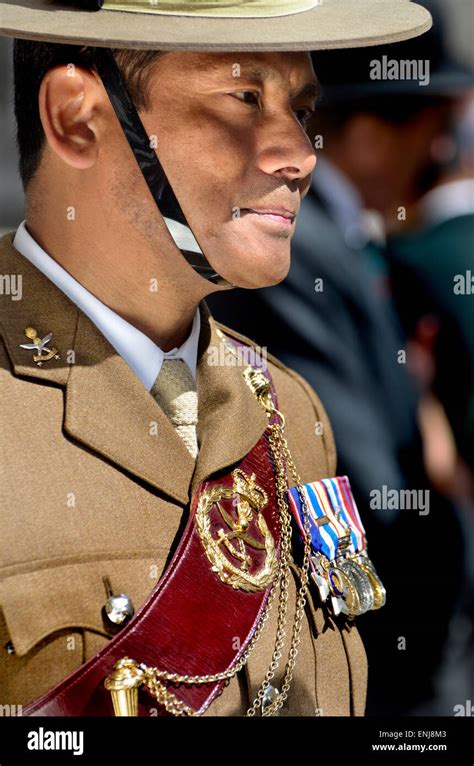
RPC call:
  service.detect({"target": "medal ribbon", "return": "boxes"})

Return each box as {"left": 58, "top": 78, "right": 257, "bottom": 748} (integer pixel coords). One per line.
{"left": 321, "top": 478, "right": 359, "bottom": 553}
{"left": 288, "top": 476, "right": 365, "bottom": 561}
{"left": 288, "top": 484, "right": 335, "bottom": 561}
{"left": 338, "top": 476, "right": 367, "bottom": 546}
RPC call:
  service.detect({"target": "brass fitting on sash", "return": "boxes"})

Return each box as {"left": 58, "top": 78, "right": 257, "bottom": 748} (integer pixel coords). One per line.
{"left": 104, "top": 657, "right": 145, "bottom": 716}
{"left": 243, "top": 367, "right": 286, "bottom": 427}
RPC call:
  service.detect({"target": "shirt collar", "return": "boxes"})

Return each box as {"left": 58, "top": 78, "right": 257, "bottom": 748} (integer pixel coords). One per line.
{"left": 311, "top": 157, "right": 385, "bottom": 248}
{"left": 12, "top": 220, "right": 201, "bottom": 391}
{"left": 311, "top": 156, "right": 363, "bottom": 236}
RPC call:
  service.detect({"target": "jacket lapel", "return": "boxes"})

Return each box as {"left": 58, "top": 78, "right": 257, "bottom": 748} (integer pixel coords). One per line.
{"left": 64, "top": 310, "right": 196, "bottom": 504}
{"left": 192, "top": 303, "right": 269, "bottom": 494}
{"left": 1, "top": 232, "right": 268, "bottom": 506}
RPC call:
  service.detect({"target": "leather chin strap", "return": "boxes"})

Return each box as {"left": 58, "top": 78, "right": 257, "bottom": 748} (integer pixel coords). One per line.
{"left": 92, "top": 46, "right": 233, "bottom": 288}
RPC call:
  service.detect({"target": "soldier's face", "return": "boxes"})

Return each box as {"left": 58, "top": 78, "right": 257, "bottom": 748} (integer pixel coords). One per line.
{"left": 138, "top": 51, "right": 318, "bottom": 288}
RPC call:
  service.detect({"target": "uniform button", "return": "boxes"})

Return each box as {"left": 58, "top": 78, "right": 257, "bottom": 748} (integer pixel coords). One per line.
{"left": 104, "top": 593, "right": 135, "bottom": 626}
{"left": 102, "top": 576, "right": 134, "bottom": 631}
{"left": 4, "top": 641, "right": 15, "bottom": 655}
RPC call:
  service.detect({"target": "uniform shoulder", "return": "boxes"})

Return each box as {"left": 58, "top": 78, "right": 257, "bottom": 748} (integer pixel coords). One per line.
{"left": 216, "top": 319, "right": 318, "bottom": 395}
{"left": 214, "top": 319, "right": 337, "bottom": 476}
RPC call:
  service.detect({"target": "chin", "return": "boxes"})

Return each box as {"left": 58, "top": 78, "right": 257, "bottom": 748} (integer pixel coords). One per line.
{"left": 204, "top": 236, "right": 292, "bottom": 289}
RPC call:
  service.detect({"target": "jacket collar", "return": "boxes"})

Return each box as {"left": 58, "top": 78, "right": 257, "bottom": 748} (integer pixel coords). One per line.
{"left": 0, "top": 232, "right": 268, "bottom": 505}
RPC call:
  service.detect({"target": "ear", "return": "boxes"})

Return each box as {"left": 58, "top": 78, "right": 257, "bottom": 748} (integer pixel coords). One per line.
{"left": 38, "top": 64, "right": 104, "bottom": 170}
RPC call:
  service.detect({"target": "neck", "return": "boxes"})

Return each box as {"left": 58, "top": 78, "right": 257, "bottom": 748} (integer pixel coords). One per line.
{"left": 26, "top": 180, "right": 220, "bottom": 351}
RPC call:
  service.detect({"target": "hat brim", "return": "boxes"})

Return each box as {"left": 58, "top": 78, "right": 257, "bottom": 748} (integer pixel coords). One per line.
{"left": 0, "top": 0, "right": 432, "bottom": 51}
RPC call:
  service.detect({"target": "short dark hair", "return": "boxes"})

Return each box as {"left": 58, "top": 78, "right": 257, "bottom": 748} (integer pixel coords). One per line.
{"left": 13, "top": 41, "right": 163, "bottom": 190}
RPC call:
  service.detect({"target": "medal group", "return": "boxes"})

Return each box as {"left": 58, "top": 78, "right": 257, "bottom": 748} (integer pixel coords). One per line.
{"left": 288, "top": 477, "right": 386, "bottom": 618}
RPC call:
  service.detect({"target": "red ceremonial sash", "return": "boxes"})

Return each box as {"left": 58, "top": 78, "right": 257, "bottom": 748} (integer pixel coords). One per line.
{"left": 23, "top": 348, "right": 281, "bottom": 716}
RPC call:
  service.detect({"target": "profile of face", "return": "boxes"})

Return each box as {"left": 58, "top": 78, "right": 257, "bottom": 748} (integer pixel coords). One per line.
{"left": 38, "top": 50, "right": 318, "bottom": 292}
{"left": 119, "top": 51, "right": 318, "bottom": 289}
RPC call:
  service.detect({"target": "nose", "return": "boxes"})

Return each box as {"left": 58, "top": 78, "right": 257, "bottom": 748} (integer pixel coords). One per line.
{"left": 257, "top": 112, "right": 317, "bottom": 182}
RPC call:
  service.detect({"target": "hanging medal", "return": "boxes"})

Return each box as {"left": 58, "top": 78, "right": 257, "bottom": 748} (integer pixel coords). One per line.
{"left": 288, "top": 476, "right": 386, "bottom": 619}
{"left": 322, "top": 477, "right": 386, "bottom": 610}
{"left": 317, "top": 479, "right": 374, "bottom": 614}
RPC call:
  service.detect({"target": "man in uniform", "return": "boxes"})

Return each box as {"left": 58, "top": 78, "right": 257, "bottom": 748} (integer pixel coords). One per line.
{"left": 0, "top": 0, "right": 431, "bottom": 717}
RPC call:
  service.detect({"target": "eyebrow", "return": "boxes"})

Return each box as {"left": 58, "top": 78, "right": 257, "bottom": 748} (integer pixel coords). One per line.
{"left": 237, "top": 64, "right": 321, "bottom": 102}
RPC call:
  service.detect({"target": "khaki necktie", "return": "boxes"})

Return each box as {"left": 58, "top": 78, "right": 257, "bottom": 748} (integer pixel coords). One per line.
{"left": 150, "top": 358, "right": 199, "bottom": 459}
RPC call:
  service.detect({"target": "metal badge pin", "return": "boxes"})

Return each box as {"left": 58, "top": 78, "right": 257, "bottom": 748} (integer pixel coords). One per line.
{"left": 102, "top": 576, "right": 135, "bottom": 633}
{"left": 19, "top": 327, "right": 61, "bottom": 366}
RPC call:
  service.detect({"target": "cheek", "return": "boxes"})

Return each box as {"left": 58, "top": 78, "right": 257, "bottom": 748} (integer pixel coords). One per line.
{"left": 144, "top": 113, "right": 290, "bottom": 283}
{"left": 154, "top": 107, "right": 250, "bottom": 193}
{"left": 161, "top": 138, "right": 251, "bottom": 240}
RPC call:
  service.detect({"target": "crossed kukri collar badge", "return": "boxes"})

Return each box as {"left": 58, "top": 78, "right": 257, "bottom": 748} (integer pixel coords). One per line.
{"left": 19, "top": 326, "right": 61, "bottom": 366}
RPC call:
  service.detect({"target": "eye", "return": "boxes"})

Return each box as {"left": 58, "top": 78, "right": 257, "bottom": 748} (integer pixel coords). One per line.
{"left": 230, "top": 90, "right": 261, "bottom": 107}
{"left": 295, "top": 108, "right": 315, "bottom": 127}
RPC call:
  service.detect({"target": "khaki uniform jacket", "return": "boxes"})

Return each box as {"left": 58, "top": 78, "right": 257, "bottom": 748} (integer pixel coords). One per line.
{"left": 0, "top": 231, "right": 367, "bottom": 716}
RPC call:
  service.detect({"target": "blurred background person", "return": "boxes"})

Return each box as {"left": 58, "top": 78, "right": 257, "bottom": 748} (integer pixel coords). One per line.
{"left": 387, "top": 95, "right": 474, "bottom": 498}
{"left": 209, "top": 0, "right": 473, "bottom": 716}
{"left": 385, "top": 75, "right": 474, "bottom": 723}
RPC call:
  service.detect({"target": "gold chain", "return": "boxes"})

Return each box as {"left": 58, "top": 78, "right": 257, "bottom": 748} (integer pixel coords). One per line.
{"left": 258, "top": 419, "right": 312, "bottom": 716}
{"left": 245, "top": 420, "right": 293, "bottom": 716}
{"left": 129, "top": 336, "right": 313, "bottom": 716}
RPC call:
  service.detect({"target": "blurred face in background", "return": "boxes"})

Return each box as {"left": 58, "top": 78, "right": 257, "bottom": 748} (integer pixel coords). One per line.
{"left": 317, "top": 98, "right": 458, "bottom": 229}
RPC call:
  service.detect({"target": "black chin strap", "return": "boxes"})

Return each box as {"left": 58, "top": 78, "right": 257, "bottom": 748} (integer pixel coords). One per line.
{"left": 91, "top": 46, "right": 232, "bottom": 287}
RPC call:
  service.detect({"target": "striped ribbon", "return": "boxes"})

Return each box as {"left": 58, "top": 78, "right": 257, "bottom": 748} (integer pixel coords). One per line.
{"left": 288, "top": 476, "right": 366, "bottom": 561}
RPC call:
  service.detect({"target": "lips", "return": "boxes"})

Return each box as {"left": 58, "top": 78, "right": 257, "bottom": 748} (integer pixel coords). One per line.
{"left": 240, "top": 207, "right": 297, "bottom": 225}
{"left": 245, "top": 208, "right": 296, "bottom": 219}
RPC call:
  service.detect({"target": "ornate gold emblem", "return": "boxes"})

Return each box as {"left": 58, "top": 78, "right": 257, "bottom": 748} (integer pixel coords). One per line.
{"left": 196, "top": 468, "right": 278, "bottom": 592}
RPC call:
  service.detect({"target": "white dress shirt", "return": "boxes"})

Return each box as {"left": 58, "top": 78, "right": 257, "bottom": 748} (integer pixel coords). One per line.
{"left": 13, "top": 220, "right": 201, "bottom": 391}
